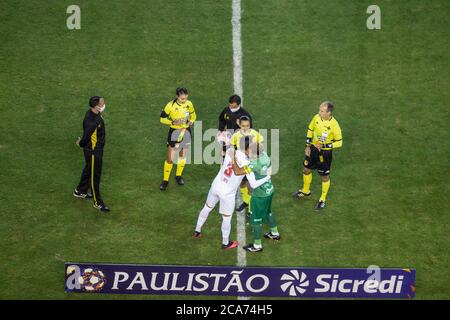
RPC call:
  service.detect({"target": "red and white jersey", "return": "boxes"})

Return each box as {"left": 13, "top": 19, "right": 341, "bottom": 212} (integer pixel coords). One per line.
{"left": 211, "top": 151, "right": 249, "bottom": 196}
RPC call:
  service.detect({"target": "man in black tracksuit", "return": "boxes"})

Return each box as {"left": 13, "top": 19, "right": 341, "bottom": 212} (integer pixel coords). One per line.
{"left": 73, "top": 96, "right": 110, "bottom": 212}
{"left": 218, "top": 94, "right": 253, "bottom": 158}
{"left": 217, "top": 95, "right": 253, "bottom": 213}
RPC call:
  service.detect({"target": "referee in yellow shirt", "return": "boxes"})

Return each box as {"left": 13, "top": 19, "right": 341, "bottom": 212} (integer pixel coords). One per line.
{"left": 159, "top": 87, "right": 197, "bottom": 191}
{"left": 293, "top": 101, "right": 343, "bottom": 210}
{"left": 231, "top": 115, "right": 264, "bottom": 213}
{"left": 230, "top": 116, "right": 264, "bottom": 150}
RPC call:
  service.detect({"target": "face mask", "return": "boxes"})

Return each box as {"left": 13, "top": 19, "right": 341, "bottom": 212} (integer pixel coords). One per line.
{"left": 99, "top": 104, "right": 106, "bottom": 113}
{"left": 230, "top": 106, "right": 240, "bottom": 113}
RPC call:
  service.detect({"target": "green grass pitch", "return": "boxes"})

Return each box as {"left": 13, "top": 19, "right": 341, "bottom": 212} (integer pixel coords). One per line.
{"left": 0, "top": 0, "right": 449, "bottom": 299}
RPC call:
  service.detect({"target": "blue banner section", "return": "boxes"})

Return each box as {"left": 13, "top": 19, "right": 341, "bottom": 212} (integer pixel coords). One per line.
{"left": 65, "top": 263, "right": 415, "bottom": 299}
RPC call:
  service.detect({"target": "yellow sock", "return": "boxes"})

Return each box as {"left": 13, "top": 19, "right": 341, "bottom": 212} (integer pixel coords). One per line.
{"left": 320, "top": 179, "right": 330, "bottom": 202}
{"left": 240, "top": 187, "right": 251, "bottom": 204}
{"left": 163, "top": 161, "right": 173, "bottom": 181}
{"left": 301, "top": 173, "right": 312, "bottom": 193}
{"left": 176, "top": 158, "right": 186, "bottom": 177}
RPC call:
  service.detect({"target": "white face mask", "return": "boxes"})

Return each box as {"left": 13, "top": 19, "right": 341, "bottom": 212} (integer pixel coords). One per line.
{"left": 99, "top": 104, "right": 106, "bottom": 113}
{"left": 230, "top": 106, "right": 240, "bottom": 113}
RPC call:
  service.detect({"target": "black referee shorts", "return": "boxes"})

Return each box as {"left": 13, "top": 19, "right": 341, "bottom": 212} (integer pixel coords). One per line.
{"left": 167, "top": 127, "right": 192, "bottom": 148}
{"left": 304, "top": 146, "right": 333, "bottom": 176}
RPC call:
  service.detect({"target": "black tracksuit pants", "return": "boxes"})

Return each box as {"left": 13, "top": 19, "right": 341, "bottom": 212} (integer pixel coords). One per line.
{"left": 77, "top": 148, "right": 104, "bottom": 206}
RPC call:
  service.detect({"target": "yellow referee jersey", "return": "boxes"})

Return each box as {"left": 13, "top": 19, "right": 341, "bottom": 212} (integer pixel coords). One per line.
{"left": 160, "top": 99, "right": 197, "bottom": 129}
{"left": 306, "top": 114, "right": 342, "bottom": 150}
{"left": 231, "top": 129, "right": 264, "bottom": 150}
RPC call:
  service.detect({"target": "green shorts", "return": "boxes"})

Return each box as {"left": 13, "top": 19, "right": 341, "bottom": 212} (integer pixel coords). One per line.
{"left": 249, "top": 194, "right": 273, "bottom": 225}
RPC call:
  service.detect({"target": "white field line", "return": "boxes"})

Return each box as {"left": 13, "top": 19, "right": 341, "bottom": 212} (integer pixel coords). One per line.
{"left": 232, "top": 0, "right": 249, "bottom": 301}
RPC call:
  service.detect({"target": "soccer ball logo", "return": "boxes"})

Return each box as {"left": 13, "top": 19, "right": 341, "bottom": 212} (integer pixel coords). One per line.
{"left": 78, "top": 268, "right": 106, "bottom": 292}
{"left": 280, "top": 270, "right": 309, "bottom": 296}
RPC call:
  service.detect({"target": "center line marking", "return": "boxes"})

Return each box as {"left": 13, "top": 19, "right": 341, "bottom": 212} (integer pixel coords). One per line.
{"left": 231, "top": 0, "right": 249, "bottom": 301}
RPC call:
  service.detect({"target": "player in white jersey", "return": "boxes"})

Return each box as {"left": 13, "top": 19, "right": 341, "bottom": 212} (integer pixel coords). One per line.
{"left": 192, "top": 147, "right": 271, "bottom": 250}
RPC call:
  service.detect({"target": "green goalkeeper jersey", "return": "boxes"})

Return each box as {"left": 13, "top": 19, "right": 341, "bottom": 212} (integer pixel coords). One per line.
{"left": 245, "top": 152, "right": 274, "bottom": 197}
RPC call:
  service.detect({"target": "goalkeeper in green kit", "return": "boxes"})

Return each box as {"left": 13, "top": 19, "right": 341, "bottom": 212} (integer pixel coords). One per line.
{"left": 232, "top": 139, "right": 280, "bottom": 252}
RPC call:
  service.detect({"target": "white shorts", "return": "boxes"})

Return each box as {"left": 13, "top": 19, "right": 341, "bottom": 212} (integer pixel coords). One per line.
{"left": 206, "top": 187, "right": 235, "bottom": 215}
